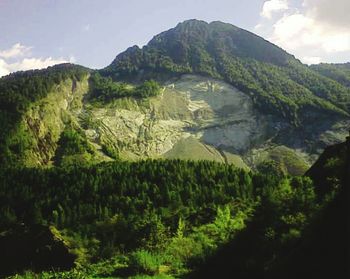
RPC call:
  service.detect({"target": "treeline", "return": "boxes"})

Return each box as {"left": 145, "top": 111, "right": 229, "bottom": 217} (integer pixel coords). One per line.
{"left": 0, "top": 160, "right": 257, "bottom": 230}
{"left": 89, "top": 73, "right": 161, "bottom": 103}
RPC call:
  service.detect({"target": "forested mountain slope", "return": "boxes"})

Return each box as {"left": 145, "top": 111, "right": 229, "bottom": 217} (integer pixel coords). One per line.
{"left": 0, "top": 20, "right": 349, "bottom": 173}
{"left": 0, "top": 19, "right": 349, "bottom": 279}
{"left": 311, "top": 62, "right": 350, "bottom": 87}
{"left": 0, "top": 64, "right": 91, "bottom": 167}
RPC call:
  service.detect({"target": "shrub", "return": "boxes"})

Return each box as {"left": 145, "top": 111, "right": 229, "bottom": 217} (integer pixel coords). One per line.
{"left": 129, "top": 250, "right": 163, "bottom": 275}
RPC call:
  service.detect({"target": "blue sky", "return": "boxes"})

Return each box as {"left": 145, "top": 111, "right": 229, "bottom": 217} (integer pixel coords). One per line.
{"left": 0, "top": 0, "right": 349, "bottom": 76}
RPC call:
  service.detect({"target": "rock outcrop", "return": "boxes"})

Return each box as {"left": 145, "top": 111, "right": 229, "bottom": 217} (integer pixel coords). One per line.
{"left": 16, "top": 74, "right": 348, "bottom": 175}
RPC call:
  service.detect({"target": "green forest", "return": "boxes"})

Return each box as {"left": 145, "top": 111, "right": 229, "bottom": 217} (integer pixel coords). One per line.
{"left": 0, "top": 64, "right": 89, "bottom": 167}
{"left": 0, "top": 19, "right": 348, "bottom": 279}
{"left": 0, "top": 151, "right": 346, "bottom": 278}
{"left": 89, "top": 73, "right": 161, "bottom": 103}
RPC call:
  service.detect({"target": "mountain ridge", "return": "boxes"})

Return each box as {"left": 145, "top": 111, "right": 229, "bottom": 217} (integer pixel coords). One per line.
{"left": 0, "top": 19, "right": 349, "bottom": 279}
{"left": 0, "top": 19, "right": 349, "bottom": 172}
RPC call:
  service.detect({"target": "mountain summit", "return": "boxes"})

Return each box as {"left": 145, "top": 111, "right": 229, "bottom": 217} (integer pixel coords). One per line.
{"left": 104, "top": 19, "right": 294, "bottom": 79}
{"left": 0, "top": 19, "right": 349, "bottom": 279}
{"left": 0, "top": 20, "right": 349, "bottom": 173}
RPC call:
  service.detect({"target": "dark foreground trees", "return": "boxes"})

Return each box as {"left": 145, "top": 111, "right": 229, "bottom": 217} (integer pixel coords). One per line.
{"left": 0, "top": 157, "right": 343, "bottom": 278}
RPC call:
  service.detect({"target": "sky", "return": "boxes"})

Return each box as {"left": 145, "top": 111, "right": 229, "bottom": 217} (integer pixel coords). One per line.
{"left": 0, "top": 0, "right": 349, "bottom": 77}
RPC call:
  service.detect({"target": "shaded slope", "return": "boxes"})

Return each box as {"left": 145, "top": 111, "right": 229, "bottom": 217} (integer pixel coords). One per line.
{"left": 190, "top": 136, "right": 350, "bottom": 279}
{"left": 311, "top": 62, "right": 350, "bottom": 88}
{"left": 0, "top": 225, "right": 76, "bottom": 277}
{"left": 267, "top": 134, "right": 350, "bottom": 278}
{"left": 266, "top": 184, "right": 348, "bottom": 279}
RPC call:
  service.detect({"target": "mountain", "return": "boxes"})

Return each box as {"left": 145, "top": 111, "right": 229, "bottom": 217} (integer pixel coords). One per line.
{"left": 3, "top": 137, "right": 348, "bottom": 277}
{"left": 311, "top": 62, "right": 350, "bottom": 87}
{"left": 0, "top": 19, "right": 349, "bottom": 278}
{"left": 0, "top": 19, "right": 349, "bottom": 174}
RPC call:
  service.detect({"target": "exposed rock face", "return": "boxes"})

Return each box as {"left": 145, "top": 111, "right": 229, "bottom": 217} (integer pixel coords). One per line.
{"left": 18, "top": 76, "right": 90, "bottom": 166}
{"left": 2, "top": 21, "right": 349, "bottom": 175}
{"left": 79, "top": 74, "right": 348, "bottom": 175}
{"left": 17, "top": 74, "right": 348, "bottom": 175}
{"left": 82, "top": 75, "right": 268, "bottom": 163}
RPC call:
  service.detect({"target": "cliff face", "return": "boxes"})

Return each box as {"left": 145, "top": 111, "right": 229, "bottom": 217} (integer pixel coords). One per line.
{"left": 14, "top": 73, "right": 347, "bottom": 175}
{"left": 1, "top": 20, "right": 349, "bottom": 172}
{"left": 5, "top": 68, "right": 345, "bottom": 174}
{"left": 84, "top": 75, "right": 267, "bottom": 162}
{"left": 15, "top": 76, "right": 90, "bottom": 166}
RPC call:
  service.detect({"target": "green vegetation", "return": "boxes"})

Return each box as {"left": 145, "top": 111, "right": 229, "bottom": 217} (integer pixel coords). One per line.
{"left": 311, "top": 62, "right": 350, "bottom": 88}
{"left": 89, "top": 73, "right": 161, "bottom": 103}
{"left": 0, "top": 158, "right": 340, "bottom": 278}
{"left": 0, "top": 19, "right": 348, "bottom": 279}
{"left": 101, "top": 144, "right": 120, "bottom": 160}
{"left": 193, "top": 136, "right": 349, "bottom": 279}
{"left": 56, "top": 128, "right": 93, "bottom": 157}
{"left": 0, "top": 64, "right": 89, "bottom": 167}
{"left": 54, "top": 127, "right": 95, "bottom": 167}
{"left": 103, "top": 20, "right": 349, "bottom": 126}
{"left": 255, "top": 146, "right": 310, "bottom": 176}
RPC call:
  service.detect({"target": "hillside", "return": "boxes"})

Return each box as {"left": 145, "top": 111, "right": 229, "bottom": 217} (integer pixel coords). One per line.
{"left": 0, "top": 20, "right": 349, "bottom": 174}
{"left": 0, "top": 64, "right": 91, "bottom": 167}
{"left": 1, "top": 130, "right": 348, "bottom": 278}
{"left": 190, "top": 132, "right": 350, "bottom": 279}
{"left": 0, "top": 19, "right": 349, "bottom": 278}
{"left": 311, "top": 63, "right": 350, "bottom": 87}
{"left": 1, "top": 136, "right": 348, "bottom": 278}
{"left": 104, "top": 20, "right": 350, "bottom": 121}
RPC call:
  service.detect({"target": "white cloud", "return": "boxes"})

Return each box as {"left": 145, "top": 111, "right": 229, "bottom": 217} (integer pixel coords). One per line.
{"left": 0, "top": 59, "right": 10, "bottom": 77}
{"left": 302, "top": 56, "right": 322, "bottom": 65}
{"left": 261, "top": 0, "right": 289, "bottom": 19}
{"left": 7, "top": 56, "right": 75, "bottom": 73}
{"left": 0, "top": 43, "right": 75, "bottom": 77}
{"left": 303, "top": 0, "right": 350, "bottom": 30}
{"left": 0, "top": 43, "right": 32, "bottom": 59}
{"left": 256, "top": 0, "right": 350, "bottom": 64}
{"left": 254, "top": 23, "right": 263, "bottom": 30}
{"left": 270, "top": 12, "right": 350, "bottom": 54}
{"left": 272, "top": 13, "right": 311, "bottom": 46}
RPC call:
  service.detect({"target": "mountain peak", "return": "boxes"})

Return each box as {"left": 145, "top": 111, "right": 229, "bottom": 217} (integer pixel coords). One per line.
{"left": 176, "top": 18, "right": 209, "bottom": 26}
{"left": 104, "top": 19, "right": 294, "bottom": 80}
{"left": 173, "top": 19, "right": 238, "bottom": 30}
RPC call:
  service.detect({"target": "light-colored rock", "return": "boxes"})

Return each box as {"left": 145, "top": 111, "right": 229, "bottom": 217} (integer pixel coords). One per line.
{"left": 17, "top": 73, "right": 349, "bottom": 172}
{"left": 20, "top": 76, "right": 90, "bottom": 166}
{"left": 83, "top": 74, "right": 269, "bottom": 163}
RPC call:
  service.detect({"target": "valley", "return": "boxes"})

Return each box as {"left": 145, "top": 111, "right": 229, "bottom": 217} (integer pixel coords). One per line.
{"left": 0, "top": 19, "right": 348, "bottom": 278}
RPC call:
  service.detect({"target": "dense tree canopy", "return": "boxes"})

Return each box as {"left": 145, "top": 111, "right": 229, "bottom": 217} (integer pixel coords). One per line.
{"left": 0, "top": 157, "right": 342, "bottom": 278}
{"left": 0, "top": 19, "right": 348, "bottom": 279}
{"left": 89, "top": 72, "right": 161, "bottom": 102}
